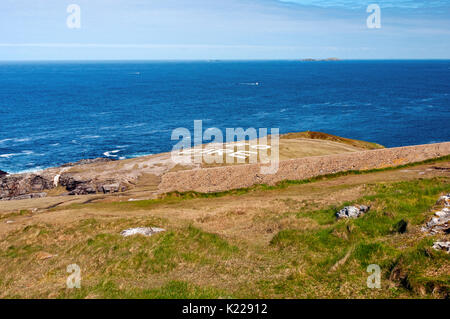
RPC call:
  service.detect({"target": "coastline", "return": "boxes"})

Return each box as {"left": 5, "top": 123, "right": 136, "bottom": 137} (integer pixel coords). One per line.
{"left": 1, "top": 131, "right": 449, "bottom": 202}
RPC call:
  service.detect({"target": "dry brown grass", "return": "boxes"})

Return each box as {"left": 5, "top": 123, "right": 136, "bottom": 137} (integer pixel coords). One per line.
{"left": 0, "top": 161, "right": 448, "bottom": 298}
{"left": 281, "top": 131, "right": 384, "bottom": 150}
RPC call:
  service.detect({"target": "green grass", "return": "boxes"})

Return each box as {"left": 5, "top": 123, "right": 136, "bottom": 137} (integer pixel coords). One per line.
{"left": 60, "top": 280, "right": 226, "bottom": 299}
{"left": 1, "top": 173, "right": 449, "bottom": 298}
{"left": 266, "top": 177, "right": 450, "bottom": 297}
{"left": 65, "top": 223, "right": 238, "bottom": 276}
{"left": 280, "top": 131, "right": 385, "bottom": 150}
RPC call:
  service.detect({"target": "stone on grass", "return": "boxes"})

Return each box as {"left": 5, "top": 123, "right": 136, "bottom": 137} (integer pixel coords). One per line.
{"left": 120, "top": 227, "right": 165, "bottom": 237}
{"left": 336, "top": 205, "right": 370, "bottom": 219}
{"left": 421, "top": 207, "right": 450, "bottom": 235}
{"left": 437, "top": 194, "right": 450, "bottom": 206}
{"left": 432, "top": 241, "right": 450, "bottom": 253}
{"left": 36, "top": 252, "right": 56, "bottom": 260}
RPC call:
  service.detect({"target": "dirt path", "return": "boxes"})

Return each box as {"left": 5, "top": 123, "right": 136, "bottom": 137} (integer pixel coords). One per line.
{"left": 1, "top": 161, "right": 448, "bottom": 244}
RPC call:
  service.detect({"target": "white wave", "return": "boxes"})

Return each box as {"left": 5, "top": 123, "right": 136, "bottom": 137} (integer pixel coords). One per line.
{"left": 103, "top": 150, "right": 121, "bottom": 157}
{"left": 0, "top": 137, "right": 32, "bottom": 144}
{"left": 240, "top": 82, "right": 260, "bottom": 86}
{"left": 99, "top": 126, "right": 118, "bottom": 130}
{"left": 128, "top": 153, "right": 153, "bottom": 158}
{"left": 255, "top": 111, "right": 270, "bottom": 118}
{"left": 0, "top": 153, "right": 19, "bottom": 158}
{"left": 0, "top": 138, "right": 12, "bottom": 144}
{"left": 8, "top": 166, "right": 45, "bottom": 174}
{"left": 0, "top": 150, "right": 34, "bottom": 158}
{"left": 124, "top": 123, "right": 146, "bottom": 129}
{"left": 89, "top": 112, "right": 113, "bottom": 118}
{"left": 81, "top": 135, "right": 101, "bottom": 139}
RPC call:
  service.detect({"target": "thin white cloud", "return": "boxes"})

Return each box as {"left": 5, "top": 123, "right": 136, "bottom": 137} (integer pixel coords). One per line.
{"left": 0, "top": 43, "right": 304, "bottom": 49}
{"left": 278, "top": 0, "right": 449, "bottom": 9}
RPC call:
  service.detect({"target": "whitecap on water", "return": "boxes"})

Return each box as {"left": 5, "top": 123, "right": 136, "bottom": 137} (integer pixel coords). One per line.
{"left": 103, "top": 150, "right": 121, "bottom": 157}
{"left": 0, "top": 150, "right": 34, "bottom": 158}
{"left": 128, "top": 153, "right": 153, "bottom": 158}
{"left": 0, "top": 153, "right": 18, "bottom": 158}
{"left": 0, "top": 138, "right": 12, "bottom": 144}
{"left": 123, "top": 123, "right": 146, "bottom": 129}
{"left": 0, "top": 137, "right": 31, "bottom": 144}
{"left": 239, "top": 82, "right": 260, "bottom": 86}
{"left": 9, "top": 166, "right": 45, "bottom": 174}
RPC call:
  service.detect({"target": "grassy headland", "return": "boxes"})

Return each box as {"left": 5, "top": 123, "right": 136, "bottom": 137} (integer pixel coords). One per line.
{"left": 0, "top": 156, "right": 448, "bottom": 298}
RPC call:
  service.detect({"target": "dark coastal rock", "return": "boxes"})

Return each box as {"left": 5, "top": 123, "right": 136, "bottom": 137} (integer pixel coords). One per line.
{"left": 58, "top": 174, "right": 95, "bottom": 195}
{"left": 0, "top": 175, "right": 27, "bottom": 199}
{"left": 68, "top": 184, "right": 97, "bottom": 195}
{"left": 0, "top": 174, "right": 53, "bottom": 200}
{"left": 60, "top": 157, "right": 116, "bottom": 168}
{"left": 30, "top": 175, "right": 53, "bottom": 191}
{"left": 7, "top": 192, "right": 47, "bottom": 201}
{"left": 0, "top": 157, "right": 127, "bottom": 200}
{"left": 0, "top": 170, "right": 7, "bottom": 177}
{"left": 58, "top": 174, "right": 126, "bottom": 195}
{"left": 59, "top": 174, "right": 84, "bottom": 191}
{"left": 66, "top": 182, "right": 126, "bottom": 195}
{"left": 101, "top": 183, "right": 121, "bottom": 194}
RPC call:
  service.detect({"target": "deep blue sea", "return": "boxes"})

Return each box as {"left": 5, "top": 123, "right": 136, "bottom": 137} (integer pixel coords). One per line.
{"left": 0, "top": 60, "right": 449, "bottom": 173}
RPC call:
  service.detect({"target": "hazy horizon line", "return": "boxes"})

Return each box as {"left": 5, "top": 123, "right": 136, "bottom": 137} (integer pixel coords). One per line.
{"left": 1, "top": 58, "right": 449, "bottom": 62}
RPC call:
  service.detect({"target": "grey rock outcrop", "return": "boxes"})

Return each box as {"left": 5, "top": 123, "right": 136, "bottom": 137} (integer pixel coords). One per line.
{"left": 4, "top": 192, "right": 47, "bottom": 201}
{"left": 432, "top": 241, "right": 450, "bottom": 253}
{"left": 421, "top": 194, "right": 450, "bottom": 235}
{"left": 120, "top": 227, "right": 166, "bottom": 237}
{"left": 0, "top": 157, "right": 127, "bottom": 200}
{"left": 58, "top": 174, "right": 125, "bottom": 195}
{"left": 0, "top": 174, "right": 53, "bottom": 200}
{"left": 101, "top": 183, "right": 123, "bottom": 194}
{"left": 336, "top": 205, "right": 370, "bottom": 219}
{"left": 60, "top": 157, "right": 116, "bottom": 168}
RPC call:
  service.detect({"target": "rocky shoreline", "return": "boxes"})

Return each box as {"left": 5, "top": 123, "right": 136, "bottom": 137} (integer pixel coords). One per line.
{"left": 1, "top": 139, "right": 449, "bottom": 201}
{"left": 0, "top": 158, "right": 125, "bottom": 200}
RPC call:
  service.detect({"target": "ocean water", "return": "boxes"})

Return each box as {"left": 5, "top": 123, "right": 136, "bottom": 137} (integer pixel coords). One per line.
{"left": 0, "top": 60, "right": 449, "bottom": 173}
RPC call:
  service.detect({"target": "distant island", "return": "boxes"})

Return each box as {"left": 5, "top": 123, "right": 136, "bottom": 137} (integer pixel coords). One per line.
{"left": 300, "top": 57, "right": 341, "bottom": 61}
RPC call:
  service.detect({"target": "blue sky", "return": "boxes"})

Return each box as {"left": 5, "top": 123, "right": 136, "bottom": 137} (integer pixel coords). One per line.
{"left": 0, "top": 0, "right": 449, "bottom": 60}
